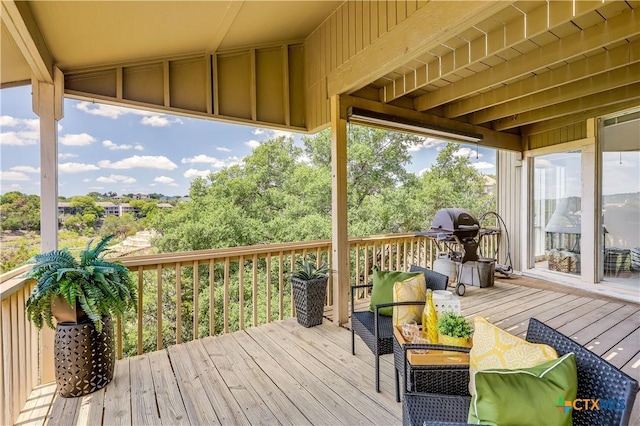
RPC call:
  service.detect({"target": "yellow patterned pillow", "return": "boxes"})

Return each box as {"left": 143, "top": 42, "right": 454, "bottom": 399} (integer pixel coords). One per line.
{"left": 392, "top": 274, "right": 427, "bottom": 326}
{"left": 469, "top": 317, "right": 558, "bottom": 394}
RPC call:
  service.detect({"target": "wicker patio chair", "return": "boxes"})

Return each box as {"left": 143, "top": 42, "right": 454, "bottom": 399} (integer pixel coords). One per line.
{"left": 351, "top": 269, "right": 449, "bottom": 393}
{"left": 402, "top": 317, "right": 639, "bottom": 426}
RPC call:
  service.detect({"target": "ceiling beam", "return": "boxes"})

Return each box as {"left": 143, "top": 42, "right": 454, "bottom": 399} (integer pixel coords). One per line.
{"left": 414, "top": 8, "right": 640, "bottom": 112}
{"left": 471, "top": 62, "right": 640, "bottom": 124}
{"left": 379, "top": 1, "right": 605, "bottom": 103}
{"left": 522, "top": 99, "right": 640, "bottom": 137}
{"left": 326, "top": 1, "right": 510, "bottom": 97}
{"left": 492, "top": 83, "right": 640, "bottom": 131}
{"left": 341, "top": 94, "right": 522, "bottom": 152}
{"left": 1, "top": 0, "right": 53, "bottom": 83}
{"left": 206, "top": 1, "right": 244, "bottom": 53}
{"left": 445, "top": 39, "right": 640, "bottom": 119}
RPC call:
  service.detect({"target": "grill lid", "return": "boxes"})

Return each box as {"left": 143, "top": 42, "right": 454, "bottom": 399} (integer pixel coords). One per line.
{"left": 431, "top": 208, "right": 479, "bottom": 232}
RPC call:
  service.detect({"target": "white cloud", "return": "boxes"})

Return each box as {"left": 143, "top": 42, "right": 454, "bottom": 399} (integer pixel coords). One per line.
{"left": 102, "top": 140, "right": 144, "bottom": 151}
{"left": 184, "top": 168, "right": 211, "bottom": 178}
{"left": 416, "top": 167, "right": 430, "bottom": 176}
{"left": 180, "top": 155, "right": 223, "bottom": 167}
{"left": 60, "top": 133, "right": 96, "bottom": 146}
{"left": 408, "top": 137, "right": 445, "bottom": 152}
{"left": 58, "top": 123, "right": 63, "bottom": 132}
{"left": 0, "top": 116, "right": 20, "bottom": 127}
{"left": 58, "top": 153, "right": 78, "bottom": 159}
{"left": 89, "top": 186, "right": 104, "bottom": 190}
{"left": 181, "top": 154, "right": 241, "bottom": 169}
{"left": 453, "top": 147, "right": 482, "bottom": 158}
{"left": 0, "top": 132, "right": 37, "bottom": 146}
{"left": 0, "top": 171, "right": 30, "bottom": 181}
{"left": 472, "top": 161, "right": 494, "bottom": 170}
{"left": 245, "top": 140, "right": 260, "bottom": 149}
{"left": 96, "top": 174, "right": 136, "bottom": 184}
{"left": 140, "top": 115, "right": 183, "bottom": 127}
{"left": 154, "top": 176, "right": 178, "bottom": 186}
{"left": 10, "top": 165, "right": 40, "bottom": 173}
{"left": 75, "top": 102, "right": 157, "bottom": 119}
{"left": 82, "top": 179, "right": 91, "bottom": 183}
{"left": 59, "top": 162, "right": 100, "bottom": 174}
{"left": 9, "top": 183, "right": 22, "bottom": 189}
{"left": 97, "top": 155, "right": 178, "bottom": 170}
{"left": 252, "top": 128, "right": 293, "bottom": 139}
{"left": 216, "top": 147, "right": 232, "bottom": 152}
{"left": 0, "top": 118, "right": 39, "bottom": 146}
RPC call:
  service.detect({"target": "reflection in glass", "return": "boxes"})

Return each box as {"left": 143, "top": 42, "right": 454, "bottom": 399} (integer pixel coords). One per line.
{"left": 533, "top": 152, "right": 582, "bottom": 275}
{"left": 601, "top": 114, "right": 640, "bottom": 287}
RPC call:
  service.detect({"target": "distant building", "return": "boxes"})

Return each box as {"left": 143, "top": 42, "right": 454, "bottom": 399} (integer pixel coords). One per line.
{"left": 57, "top": 202, "right": 75, "bottom": 215}
{"left": 118, "top": 203, "right": 139, "bottom": 216}
{"left": 97, "top": 202, "right": 119, "bottom": 216}
{"left": 157, "top": 203, "right": 173, "bottom": 209}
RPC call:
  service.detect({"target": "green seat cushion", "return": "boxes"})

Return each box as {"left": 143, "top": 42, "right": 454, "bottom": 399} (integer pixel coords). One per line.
{"left": 369, "top": 270, "right": 422, "bottom": 316}
{"left": 468, "top": 353, "right": 578, "bottom": 426}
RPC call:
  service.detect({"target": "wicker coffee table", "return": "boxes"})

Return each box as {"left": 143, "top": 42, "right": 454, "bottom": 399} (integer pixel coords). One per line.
{"left": 393, "top": 326, "right": 470, "bottom": 402}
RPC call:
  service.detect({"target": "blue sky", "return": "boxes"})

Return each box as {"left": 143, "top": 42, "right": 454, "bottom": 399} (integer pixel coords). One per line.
{"left": 1, "top": 85, "right": 496, "bottom": 197}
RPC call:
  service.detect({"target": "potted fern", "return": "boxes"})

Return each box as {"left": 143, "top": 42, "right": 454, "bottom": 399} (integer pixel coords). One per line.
{"left": 291, "top": 257, "right": 329, "bottom": 327}
{"left": 24, "top": 235, "right": 137, "bottom": 397}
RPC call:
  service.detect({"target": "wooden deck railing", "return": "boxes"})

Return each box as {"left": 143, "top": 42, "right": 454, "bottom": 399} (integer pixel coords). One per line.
{"left": 0, "top": 265, "right": 54, "bottom": 426}
{"left": 0, "top": 231, "right": 497, "bottom": 425}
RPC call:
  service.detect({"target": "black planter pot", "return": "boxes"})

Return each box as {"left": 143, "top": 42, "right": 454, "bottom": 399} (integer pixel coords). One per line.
{"left": 54, "top": 315, "right": 115, "bottom": 397}
{"left": 292, "top": 277, "right": 328, "bottom": 327}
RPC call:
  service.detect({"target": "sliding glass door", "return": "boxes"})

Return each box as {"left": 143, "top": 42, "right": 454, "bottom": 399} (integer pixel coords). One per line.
{"left": 600, "top": 112, "right": 640, "bottom": 288}
{"left": 532, "top": 152, "right": 582, "bottom": 276}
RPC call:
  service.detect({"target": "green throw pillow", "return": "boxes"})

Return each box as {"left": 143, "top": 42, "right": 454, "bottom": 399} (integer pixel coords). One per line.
{"left": 369, "top": 270, "right": 422, "bottom": 316}
{"left": 468, "top": 353, "right": 577, "bottom": 426}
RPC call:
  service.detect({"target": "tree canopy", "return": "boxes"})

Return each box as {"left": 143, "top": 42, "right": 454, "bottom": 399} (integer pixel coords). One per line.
{"left": 152, "top": 127, "right": 495, "bottom": 253}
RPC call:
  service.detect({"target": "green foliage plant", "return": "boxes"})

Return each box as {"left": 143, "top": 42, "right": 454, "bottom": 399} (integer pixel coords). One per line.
{"left": 291, "top": 258, "right": 329, "bottom": 281}
{"left": 24, "top": 235, "right": 137, "bottom": 332}
{"left": 436, "top": 311, "right": 473, "bottom": 339}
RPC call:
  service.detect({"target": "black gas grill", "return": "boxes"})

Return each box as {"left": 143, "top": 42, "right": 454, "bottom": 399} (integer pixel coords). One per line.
{"left": 417, "top": 208, "right": 485, "bottom": 295}
{"left": 423, "top": 208, "right": 480, "bottom": 263}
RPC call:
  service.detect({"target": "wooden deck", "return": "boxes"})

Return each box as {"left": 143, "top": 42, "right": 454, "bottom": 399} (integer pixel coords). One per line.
{"left": 16, "top": 278, "right": 640, "bottom": 426}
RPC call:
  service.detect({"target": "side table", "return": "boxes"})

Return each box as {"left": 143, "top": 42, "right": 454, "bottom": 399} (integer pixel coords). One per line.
{"left": 393, "top": 326, "right": 470, "bottom": 403}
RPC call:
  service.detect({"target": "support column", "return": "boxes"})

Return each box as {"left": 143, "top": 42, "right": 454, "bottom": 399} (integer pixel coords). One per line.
{"left": 581, "top": 118, "right": 597, "bottom": 284}
{"left": 32, "top": 68, "right": 63, "bottom": 252}
{"left": 330, "top": 95, "right": 349, "bottom": 325}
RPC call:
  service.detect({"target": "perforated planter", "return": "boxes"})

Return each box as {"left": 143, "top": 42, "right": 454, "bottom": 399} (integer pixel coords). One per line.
{"left": 292, "top": 277, "right": 328, "bottom": 327}
{"left": 54, "top": 316, "right": 114, "bottom": 398}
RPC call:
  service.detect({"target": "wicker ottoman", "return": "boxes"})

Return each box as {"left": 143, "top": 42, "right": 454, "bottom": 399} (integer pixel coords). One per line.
{"left": 54, "top": 317, "right": 114, "bottom": 397}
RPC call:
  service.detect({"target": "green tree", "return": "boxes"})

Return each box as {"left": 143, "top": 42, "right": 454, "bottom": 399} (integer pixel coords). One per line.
{"left": 129, "top": 200, "right": 158, "bottom": 218}
{"left": 100, "top": 213, "right": 142, "bottom": 238}
{"left": 0, "top": 191, "right": 40, "bottom": 231}
{"left": 416, "top": 142, "right": 495, "bottom": 222}
{"left": 70, "top": 195, "right": 105, "bottom": 217}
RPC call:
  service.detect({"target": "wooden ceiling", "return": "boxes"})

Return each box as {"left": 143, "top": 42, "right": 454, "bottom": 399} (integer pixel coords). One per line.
{"left": 2, "top": 1, "right": 639, "bottom": 151}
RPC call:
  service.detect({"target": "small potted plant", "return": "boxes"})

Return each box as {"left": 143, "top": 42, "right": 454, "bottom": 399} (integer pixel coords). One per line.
{"left": 291, "top": 257, "right": 329, "bottom": 327}
{"left": 24, "top": 235, "right": 137, "bottom": 397}
{"left": 436, "top": 311, "right": 473, "bottom": 348}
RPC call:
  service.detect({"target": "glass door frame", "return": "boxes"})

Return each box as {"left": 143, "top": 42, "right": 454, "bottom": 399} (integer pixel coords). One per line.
{"left": 521, "top": 129, "right": 598, "bottom": 284}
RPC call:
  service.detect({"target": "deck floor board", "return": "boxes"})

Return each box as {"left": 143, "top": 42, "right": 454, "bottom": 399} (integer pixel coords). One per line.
{"left": 17, "top": 278, "right": 639, "bottom": 426}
